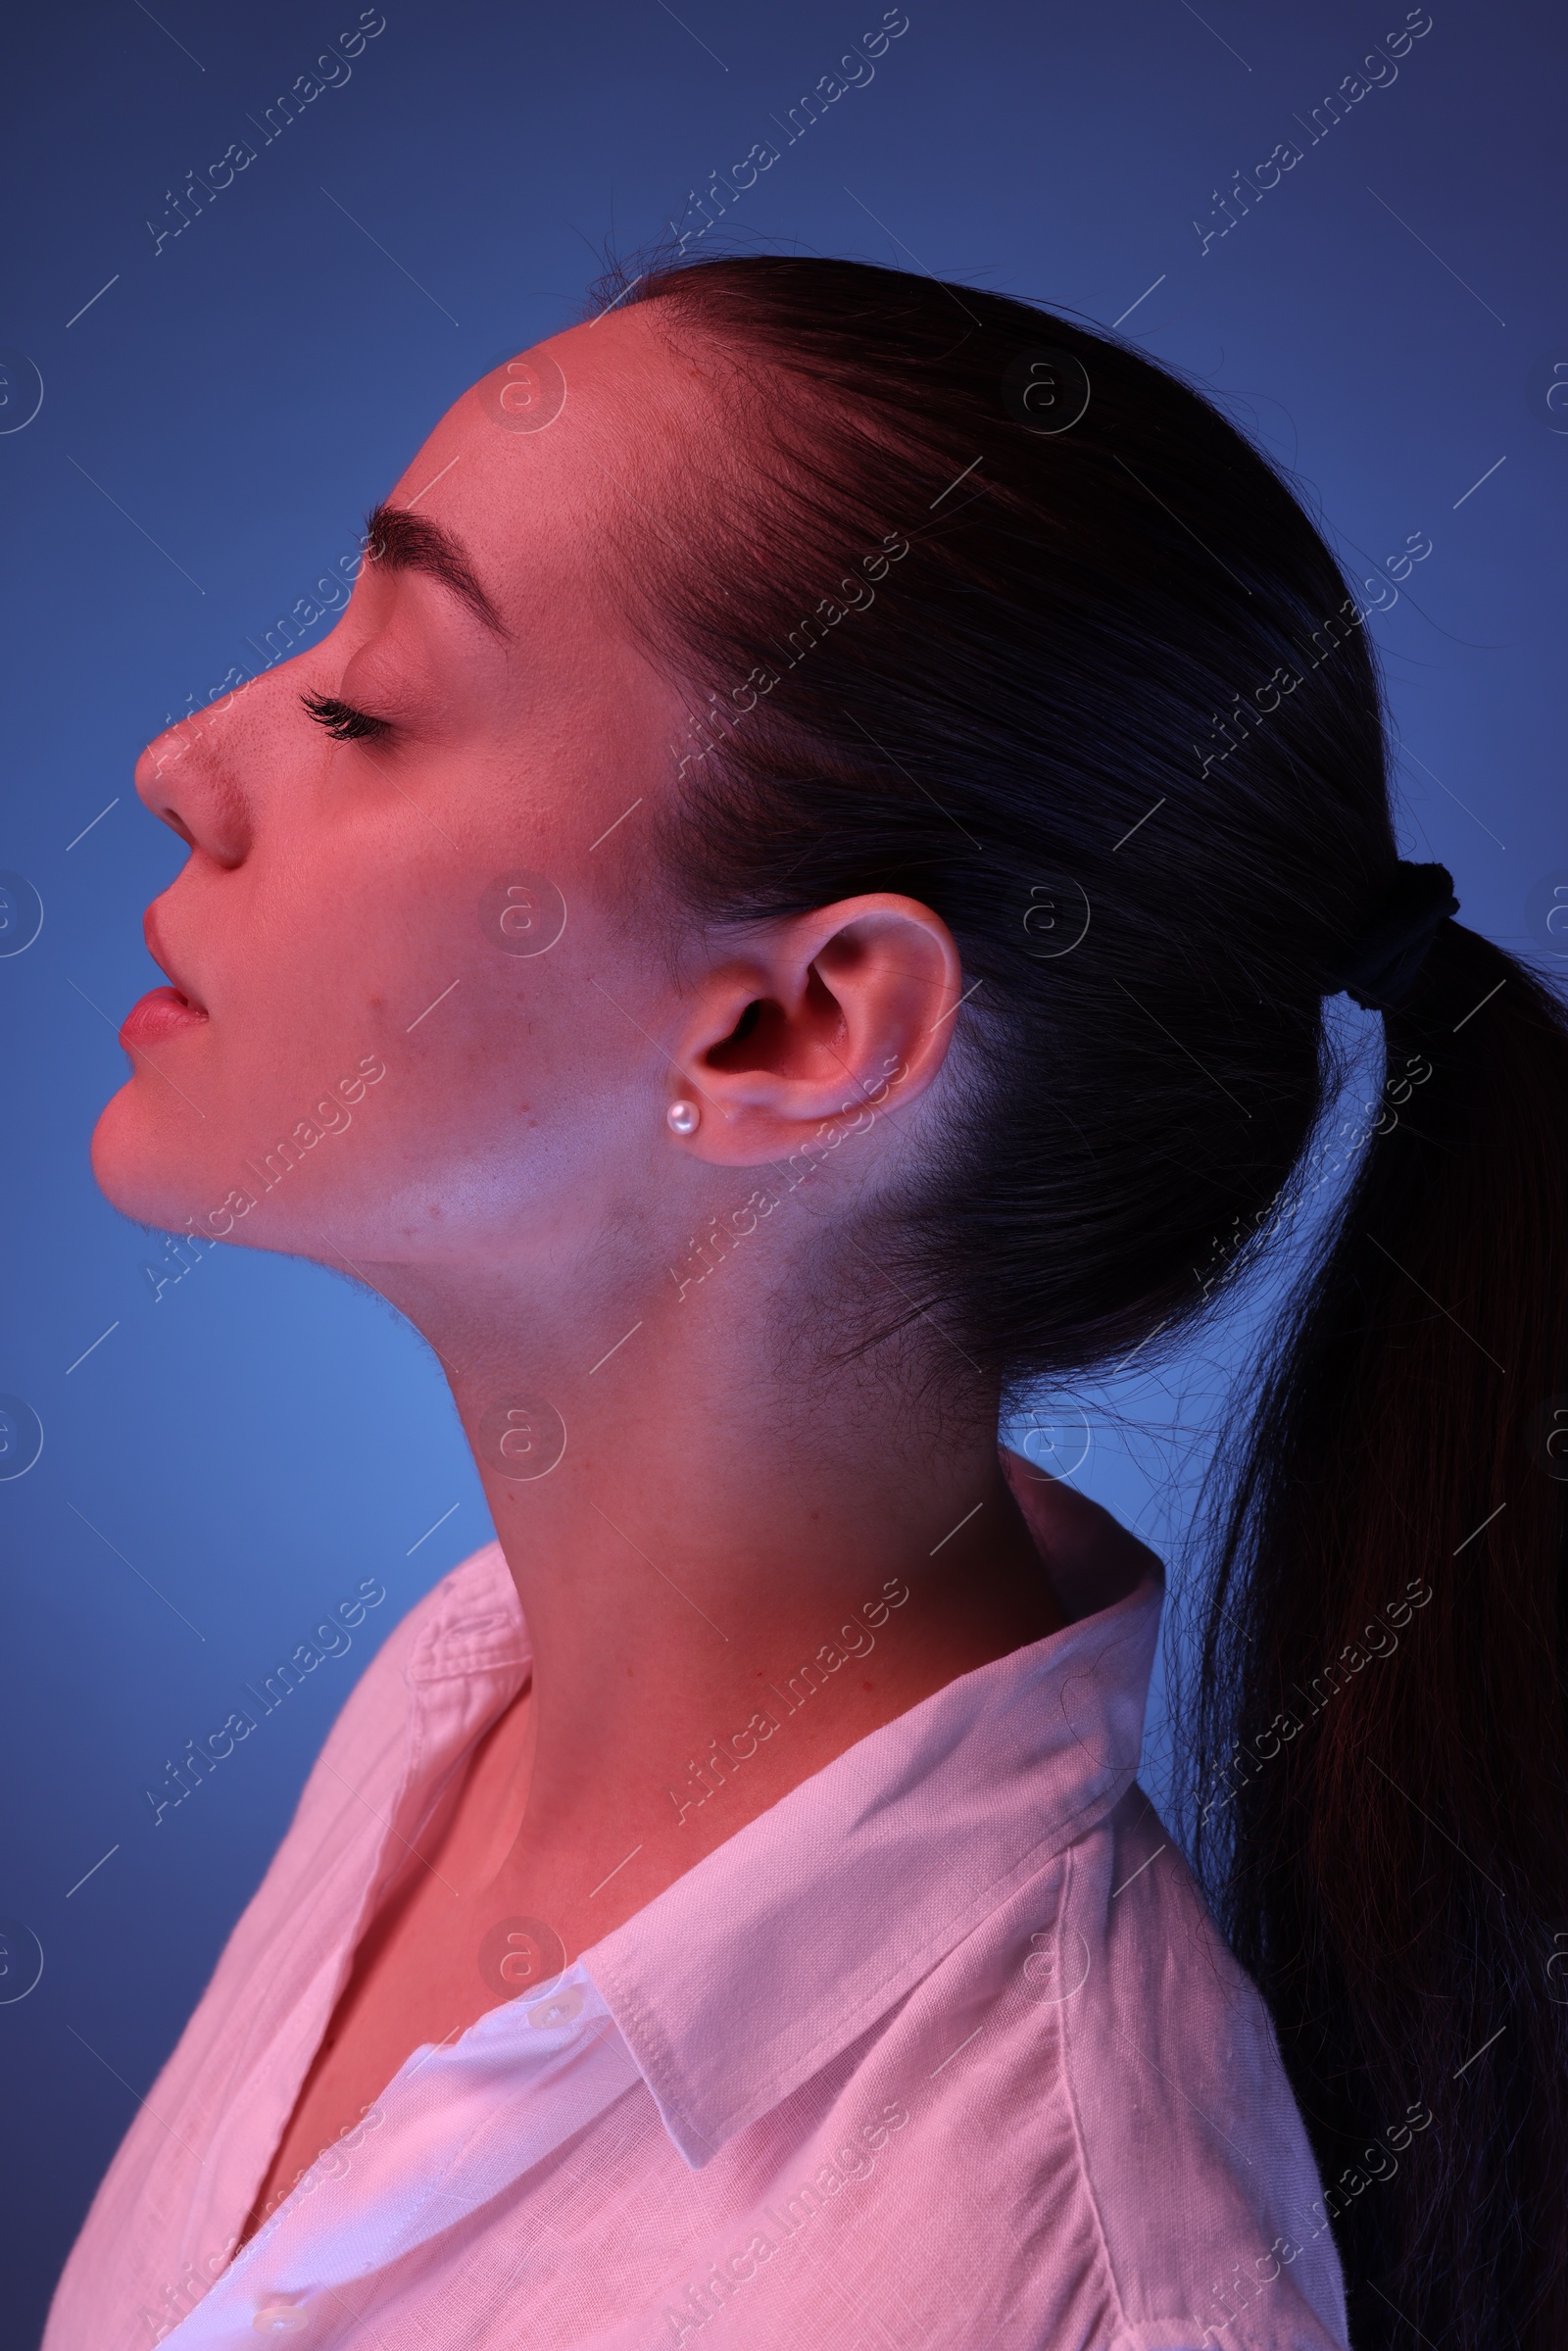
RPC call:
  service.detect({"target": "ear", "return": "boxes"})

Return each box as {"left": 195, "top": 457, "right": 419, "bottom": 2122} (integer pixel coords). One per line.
{"left": 665, "top": 894, "right": 965, "bottom": 1167}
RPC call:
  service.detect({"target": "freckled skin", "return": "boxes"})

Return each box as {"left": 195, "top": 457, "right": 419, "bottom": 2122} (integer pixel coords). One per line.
{"left": 93, "top": 308, "right": 1149, "bottom": 2245}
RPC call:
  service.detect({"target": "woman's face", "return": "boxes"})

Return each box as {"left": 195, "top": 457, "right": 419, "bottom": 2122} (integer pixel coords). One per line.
{"left": 93, "top": 311, "right": 708, "bottom": 1273}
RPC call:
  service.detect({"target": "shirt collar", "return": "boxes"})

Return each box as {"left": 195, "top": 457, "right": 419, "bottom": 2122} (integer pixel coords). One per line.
{"left": 403, "top": 1479, "right": 1163, "bottom": 2172}
{"left": 584, "top": 1562, "right": 1161, "bottom": 2165}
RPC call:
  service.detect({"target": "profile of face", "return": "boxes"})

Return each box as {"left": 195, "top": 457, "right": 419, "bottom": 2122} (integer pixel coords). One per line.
{"left": 91, "top": 308, "right": 962, "bottom": 1356}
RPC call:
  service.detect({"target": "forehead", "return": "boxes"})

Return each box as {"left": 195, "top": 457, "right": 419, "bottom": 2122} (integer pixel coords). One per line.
{"left": 379, "top": 306, "right": 710, "bottom": 623}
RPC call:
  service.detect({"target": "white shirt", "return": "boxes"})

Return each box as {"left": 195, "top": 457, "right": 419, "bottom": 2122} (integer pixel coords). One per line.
{"left": 45, "top": 1524, "right": 1348, "bottom": 2350}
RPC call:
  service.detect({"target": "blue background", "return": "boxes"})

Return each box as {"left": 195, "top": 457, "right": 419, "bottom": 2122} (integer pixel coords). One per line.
{"left": 1, "top": 0, "right": 1563, "bottom": 2335}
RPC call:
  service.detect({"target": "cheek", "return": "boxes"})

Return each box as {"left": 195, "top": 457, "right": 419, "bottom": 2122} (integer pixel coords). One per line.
{"left": 249, "top": 905, "right": 646, "bottom": 1254}
{"left": 91, "top": 840, "right": 459, "bottom": 1237}
{"left": 382, "top": 958, "right": 629, "bottom": 1209}
{"left": 95, "top": 763, "right": 662, "bottom": 1261}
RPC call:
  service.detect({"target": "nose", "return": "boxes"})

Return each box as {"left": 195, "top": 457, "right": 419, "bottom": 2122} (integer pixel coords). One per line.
{"left": 134, "top": 685, "right": 256, "bottom": 867}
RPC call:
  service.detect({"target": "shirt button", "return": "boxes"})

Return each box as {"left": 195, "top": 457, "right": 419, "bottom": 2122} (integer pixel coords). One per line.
{"left": 529, "top": 1983, "right": 584, "bottom": 2030}
{"left": 253, "top": 2303, "right": 310, "bottom": 2334}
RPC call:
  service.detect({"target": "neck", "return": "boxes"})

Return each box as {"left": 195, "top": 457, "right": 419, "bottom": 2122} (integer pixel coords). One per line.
{"left": 351, "top": 1242, "right": 1069, "bottom": 1955}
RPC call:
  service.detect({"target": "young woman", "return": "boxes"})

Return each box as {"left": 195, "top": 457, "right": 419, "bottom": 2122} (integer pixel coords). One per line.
{"left": 49, "top": 256, "right": 1566, "bottom": 2351}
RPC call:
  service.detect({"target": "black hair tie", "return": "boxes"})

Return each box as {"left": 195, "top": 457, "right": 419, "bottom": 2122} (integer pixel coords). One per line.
{"left": 1334, "top": 860, "right": 1459, "bottom": 1012}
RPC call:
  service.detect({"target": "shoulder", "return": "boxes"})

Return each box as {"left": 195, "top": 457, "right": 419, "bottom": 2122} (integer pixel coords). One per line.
{"left": 39, "top": 1542, "right": 525, "bottom": 2349}
{"left": 802, "top": 1784, "right": 1348, "bottom": 2350}
{"left": 1056, "top": 1788, "right": 1349, "bottom": 2347}
{"left": 791, "top": 1463, "right": 1349, "bottom": 2346}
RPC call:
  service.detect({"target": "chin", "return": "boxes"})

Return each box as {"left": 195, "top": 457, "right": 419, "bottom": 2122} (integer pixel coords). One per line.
{"left": 90, "top": 1084, "right": 209, "bottom": 1233}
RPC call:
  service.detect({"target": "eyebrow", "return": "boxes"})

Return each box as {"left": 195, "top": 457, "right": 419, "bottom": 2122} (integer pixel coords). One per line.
{"left": 363, "top": 501, "right": 507, "bottom": 637}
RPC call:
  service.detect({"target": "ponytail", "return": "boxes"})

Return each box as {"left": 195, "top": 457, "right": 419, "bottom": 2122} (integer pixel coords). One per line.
{"left": 1191, "top": 922, "right": 1568, "bottom": 2347}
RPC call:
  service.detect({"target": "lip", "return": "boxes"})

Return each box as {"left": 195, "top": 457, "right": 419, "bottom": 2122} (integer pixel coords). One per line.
{"left": 121, "top": 985, "right": 209, "bottom": 1048}
{"left": 126, "top": 900, "right": 210, "bottom": 1048}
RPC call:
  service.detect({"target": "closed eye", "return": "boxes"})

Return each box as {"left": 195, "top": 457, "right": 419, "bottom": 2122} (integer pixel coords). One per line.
{"left": 301, "top": 691, "right": 393, "bottom": 743}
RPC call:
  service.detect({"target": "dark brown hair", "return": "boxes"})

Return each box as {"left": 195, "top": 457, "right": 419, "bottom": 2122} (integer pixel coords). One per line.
{"left": 591, "top": 250, "right": 1568, "bottom": 2347}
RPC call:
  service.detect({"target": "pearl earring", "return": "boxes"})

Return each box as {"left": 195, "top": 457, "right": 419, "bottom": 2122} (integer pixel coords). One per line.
{"left": 666, "top": 1099, "right": 701, "bottom": 1136}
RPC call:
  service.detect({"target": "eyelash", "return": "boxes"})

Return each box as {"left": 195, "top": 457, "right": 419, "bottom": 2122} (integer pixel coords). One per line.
{"left": 301, "top": 691, "right": 393, "bottom": 743}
